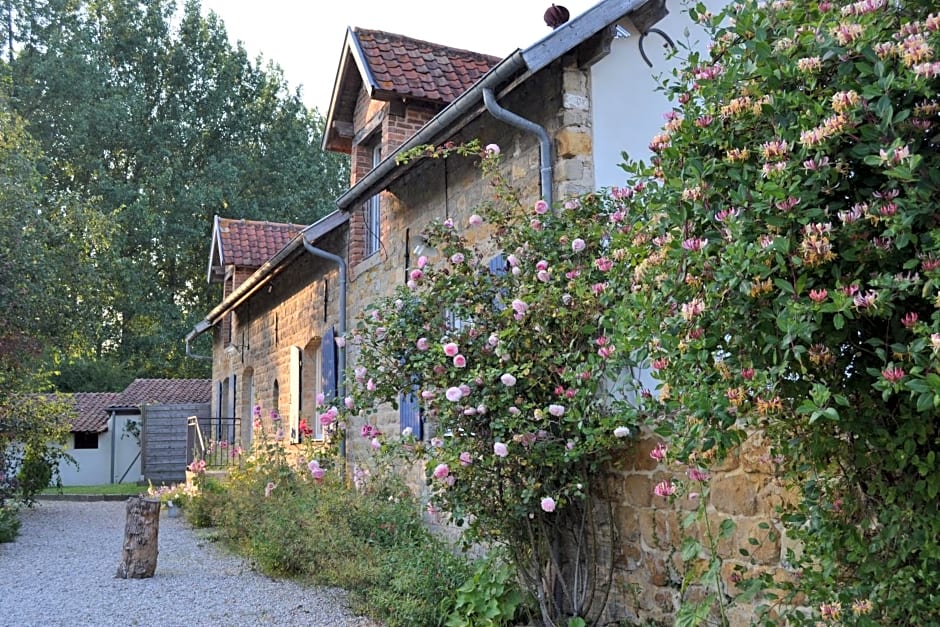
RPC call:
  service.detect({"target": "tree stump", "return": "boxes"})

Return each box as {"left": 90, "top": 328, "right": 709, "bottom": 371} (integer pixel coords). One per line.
{"left": 115, "top": 496, "right": 161, "bottom": 579}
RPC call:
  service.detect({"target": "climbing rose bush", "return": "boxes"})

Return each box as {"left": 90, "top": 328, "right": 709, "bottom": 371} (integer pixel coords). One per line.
{"left": 610, "top": 0, "right": 940, "bottom": 623}
{"left": 344, "top": 146, "right": 641, "bottom": 624}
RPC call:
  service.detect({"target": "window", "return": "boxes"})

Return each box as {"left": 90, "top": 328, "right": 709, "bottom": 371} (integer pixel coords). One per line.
{"left": 289, "top": 346, "right": 302, "bottom": 443}
{"left": 364, "top": 143, "right": 382, "bottom": 257}
{"left": 74, "top": 432, "right": 98, "bottom": 449}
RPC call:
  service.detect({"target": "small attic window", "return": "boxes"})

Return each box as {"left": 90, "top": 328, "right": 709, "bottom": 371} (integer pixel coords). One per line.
{"left": 74, "top": 432, "right": 99, "bottom": 449}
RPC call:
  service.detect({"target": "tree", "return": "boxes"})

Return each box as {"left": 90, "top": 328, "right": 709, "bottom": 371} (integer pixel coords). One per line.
{"left": 1, "top": 0, "right": 348, "bottom": 387}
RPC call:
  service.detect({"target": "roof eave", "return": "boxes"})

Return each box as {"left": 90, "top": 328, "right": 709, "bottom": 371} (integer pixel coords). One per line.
{"left": 334, "top": 0, "right": 662, "bottom": 212}
{"left": 187, "top": 210, "right": 349, "bottom": 339}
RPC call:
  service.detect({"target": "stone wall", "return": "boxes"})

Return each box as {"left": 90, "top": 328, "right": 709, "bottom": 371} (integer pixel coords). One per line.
{"left": 211, "top": 227, "right": 345, "bottom": 455}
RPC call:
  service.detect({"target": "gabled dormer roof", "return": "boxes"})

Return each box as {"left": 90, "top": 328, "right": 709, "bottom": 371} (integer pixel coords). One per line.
{"left": 323, "top": 27, "right": 501, "bottom": 153}
{"left": 207, "top": 216, "right": 306, "bottom": 284}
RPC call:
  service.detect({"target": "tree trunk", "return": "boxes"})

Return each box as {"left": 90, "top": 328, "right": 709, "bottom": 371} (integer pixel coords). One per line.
{"left": 115, "top": 496, "right": 161, "bottom": 579}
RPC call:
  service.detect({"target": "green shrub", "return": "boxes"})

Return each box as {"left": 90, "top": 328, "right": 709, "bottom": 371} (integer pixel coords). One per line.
{"left": 443, "top": 552, "right": 527, "bottom": 627}
{"left": 0, "top": 505, "right": 21, "bottom": 543}
{"left": 185, "top": 415, "right": 473, "bottom": 627}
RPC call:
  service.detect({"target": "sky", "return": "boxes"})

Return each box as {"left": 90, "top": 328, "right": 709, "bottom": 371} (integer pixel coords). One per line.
{"left": 199, "top": 0, "right": 594, "bottom": 114}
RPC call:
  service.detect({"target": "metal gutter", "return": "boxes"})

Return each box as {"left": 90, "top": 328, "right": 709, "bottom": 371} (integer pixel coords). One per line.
{"left": 335, "top": 0, "right": 657, "bottom": 213}
{"left": 335, "top": 50, "right": 528, "bottom": 211}
{"left": 184, "top": 211, "right": 349, "bottom": 348}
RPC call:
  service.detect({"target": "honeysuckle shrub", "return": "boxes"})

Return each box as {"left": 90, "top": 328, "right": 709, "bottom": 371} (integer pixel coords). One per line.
{"left": 607, "top": 0, "right": 940, "bottom": 623}
{"left": 345, "top": 146, "right": 644, "bottom": 625}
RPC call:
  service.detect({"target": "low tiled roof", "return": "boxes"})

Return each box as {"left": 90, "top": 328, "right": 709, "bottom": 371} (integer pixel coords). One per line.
{"left": 68, "top": 392, "right": 121, "bottom": 433}
{"left": 354, "top": 28, "right": 501, "bottom": 104}
{"left": 218, "top": 218, "right": 305, "bottom": 268}
{"left": 110, "top": 379, "right": 212, "bottom": 409}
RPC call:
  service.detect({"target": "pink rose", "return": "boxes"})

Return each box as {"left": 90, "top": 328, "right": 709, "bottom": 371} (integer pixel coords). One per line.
{"left": 534, "top": 200, "right": 549, "bottom": 215}
{"left": 416, "top": 337, "right": 429, "bottom": 350}
{"left": 548, "top": 404, "right": 565, "bottom": 417}
{"left": 433, "top": 463, "right": 450, "bottom": 479}
{"left": 453, "top": 354, "right": 467, "bottom": 368}
{"left": 500, "top": 373, "right": 517, "bottom": 386}
{"left": 445, "top": 387, "right": 463, "bottom": 402}
{"left": 459, "top": 451, "right": 472, "bottom": 466}
{"left": 443, "top": 342, "right": 459, "bottom": 357}
{"left": 485, "top": 143, "right": 500, "bottom": 155}
{"left": 493, "top": 442, "right": 508, "bottom": 457}
{"left": 468, "top": 214, "right": 483, "bottom": 226}
{"left": 572, "top": 238, "right": 586, "bottom": 252}
{"left": 540, "top": 497, "right": 556, "bottom": 512}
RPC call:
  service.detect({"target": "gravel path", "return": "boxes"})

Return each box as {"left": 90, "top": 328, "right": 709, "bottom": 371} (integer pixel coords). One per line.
{"left": 0, "top": 499, "right": 378, "bottom": 627}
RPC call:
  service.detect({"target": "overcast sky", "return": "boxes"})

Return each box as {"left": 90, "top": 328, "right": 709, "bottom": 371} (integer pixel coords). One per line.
{"left": 199, "top": 0, "right": 594, "bottom": 113}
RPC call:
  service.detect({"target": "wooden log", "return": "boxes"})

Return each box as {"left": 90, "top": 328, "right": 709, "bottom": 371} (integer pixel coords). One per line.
{"left": 115, "top": 496, "right": 161, "bottom": 579}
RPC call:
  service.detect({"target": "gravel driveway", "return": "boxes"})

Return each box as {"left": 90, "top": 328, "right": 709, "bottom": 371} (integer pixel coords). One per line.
{"left": 0, "top": 499, "right": 378, "bottom": 626}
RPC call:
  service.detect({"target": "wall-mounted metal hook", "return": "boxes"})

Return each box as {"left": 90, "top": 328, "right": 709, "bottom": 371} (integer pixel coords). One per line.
{"left": 638, "top": 28, "right": 676, "bottom": 68}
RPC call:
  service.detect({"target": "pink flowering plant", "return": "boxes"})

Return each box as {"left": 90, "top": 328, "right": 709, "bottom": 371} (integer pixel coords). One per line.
{"left": 608, "top": 0, "right": 940, "bottom": 623}
{"left": 345, "top": 144, "right": 641, "bottom": 623}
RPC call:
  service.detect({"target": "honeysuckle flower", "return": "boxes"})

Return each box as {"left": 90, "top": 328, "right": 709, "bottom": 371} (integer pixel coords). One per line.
{"left": 614, "top": 426, "right": 631, "bottom": 438}
{"left": 548, "top": 404, "right": 565, "bottom": 417}
{"left": 468, "top": 214, "right": 483, "bottom": 226}
{"left": 809, "top": 289, "right": 828, "bottom": 303}
{"left": 931, "top": 333, "right": 940, "bottom": 351}
{"left": 443, "top": 342, "right": 459, "bottom": 357}
{"left": 432, "top": 463, "right": 450, "bottom": 479}
{"left": 494, "top": 442, "right": 508, "bottom": 457}
{"left": 594, "top": 257, "right": 613, "bottom": 272}
{"left": 650, "top": 442, "right": 667, "bottom": 461}
{"left": 687, "top": 468, "right": 711, "bottom": 482}
{"left": 500, "top": 373, "right": 517, "bottom": 386}
{"left": 571, "top": 238, "right": 586, "bottom": 252}
{"left": 902, "top": 312, "right": 918, "bottom": 328}
{"left": 851, "top": 599, "right": 873, "bottom": 616}
{"left": 485, "top": 143, "right": 500, "bottom": 155}
{"left": 534, "top": 199, "right": 549, "bottom": 215}
{"left": 653, "top": 480, "right": 676, "bottom": 497}
{"left": 540, "top": 497, "right": 556, "bottom": 512}
{"left": 445, "top": 386, "right": 464, "bottom": 402}
{"left": 453, "top": 354, "right": 467, "bottom": 368}
{"left": 820, "top": 602, "right": 842, "bottom": 620}
{"left": 882, "top": 367, "right": 905, "bottom": 383}
{"left": 741, "top": 368, "right": 755, "bottom": 380}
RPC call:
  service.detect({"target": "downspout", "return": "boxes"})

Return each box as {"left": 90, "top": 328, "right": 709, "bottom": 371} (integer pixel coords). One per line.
{"left": 109, "top": 411, "right": 116, "bottom": 484}
{"left": 482, "top": 87, "right": 554, "bottom": 208}
{"left": 185, "top": 320, "right": 212, "bottom": 360}
{"left": 301, "top": 236, "right": 347, "bottom": 461}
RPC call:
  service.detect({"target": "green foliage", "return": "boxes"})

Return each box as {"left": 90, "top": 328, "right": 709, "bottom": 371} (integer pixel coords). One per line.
{"left": 444, "top": 552, "right": 526, "bottom": 627}
{"left": 186, "top": 409, "right": 472, "bottom": 627}
{"left": 610, "top": 0, "right": 940, "bottom": 623}
{"left": 0, "top": 394, "right": 75, "bottom": 506}
{"left": 1, "top": 0, "right": 349, "bottom": 383}
{"left": 0, "top": 505, "right": 21, "bottom": 543}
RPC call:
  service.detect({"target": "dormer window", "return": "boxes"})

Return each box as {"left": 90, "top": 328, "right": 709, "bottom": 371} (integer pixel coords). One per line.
{"left": 364, "top": 143, "right": 382, "bottom": 257}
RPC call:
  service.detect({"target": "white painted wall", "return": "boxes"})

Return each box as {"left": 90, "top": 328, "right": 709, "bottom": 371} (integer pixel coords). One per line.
{"left": 57, "top": 414, "right": 142, "bottom": 487}
{"left": 591, "top": 0, "right": 728, "bottom": 189}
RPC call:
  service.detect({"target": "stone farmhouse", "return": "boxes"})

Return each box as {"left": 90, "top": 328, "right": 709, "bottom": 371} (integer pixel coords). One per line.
{"left": 186, "top": 0, "right": 786, "bottom": 622}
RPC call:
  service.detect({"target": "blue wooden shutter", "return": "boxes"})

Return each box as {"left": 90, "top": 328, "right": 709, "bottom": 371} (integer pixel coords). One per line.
{"left": 489, "top": 254, "right": 507, "bottom": 276}
{"left": 399, "top": 388, "right": 422, "bottom": 439}
{"left": 321, "top": 327, "right": 337, "bottom": 402}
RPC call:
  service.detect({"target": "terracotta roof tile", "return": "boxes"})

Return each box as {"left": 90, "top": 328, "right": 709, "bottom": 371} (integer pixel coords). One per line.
{"left": 67, "top": 392, "right": 122, "bottom": 433}
{"left": 218, "top": 218, "right": 305, "bottom": 268}
{"left": 354, "top": 29, "right": 501, "bottom": 104}
{"left": 111, "top": 379, "right": 212, "bottom": 409}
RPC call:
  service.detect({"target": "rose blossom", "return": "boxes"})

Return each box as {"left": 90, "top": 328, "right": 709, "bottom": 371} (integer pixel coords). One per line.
{"left": 493, "top": 442, "right": 508, "bottom": 457}
{"left": 485, "top": 143, "right": 500, "bottom": 155}
{"left": 468, "top": 214, "right": 483, "bottom": 226}
{"left": 416, "top": 337, "right": 430, "bottom": 350}
{"left": 614, "top": 426, "right": 631, "bottom": 438}
{"left": 548, "top": 404, "right": 565, "bottom": 417}
{"left": 432, "top": 463, "right": 450, "bottom": 479}
{"left": 500, "top": 373, "right": 517, "bottom": 386}
{"left": 443, "top": 342, "right": 459, "bottom": 357}
{"left": 534, "top": 200, "right": 549, "bottom": 215}
{"left": 453, "top": 354, "right": 467, "bottom": 368}
{"left": 540, "top": 497, "right": 557, "bottom": 512}
{"left": 459, "top": 451, "right": 472, "bottom": 466}
{"left": 445, "top": 386, "right": 464, "bottom": 402}
{"left": 572, "top": 238, "right": 586, "bottom": 252}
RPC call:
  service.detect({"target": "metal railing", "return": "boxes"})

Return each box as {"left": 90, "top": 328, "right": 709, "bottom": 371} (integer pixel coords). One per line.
{"left": 187, "top": 415, "right": 244, "bottom": 469}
